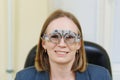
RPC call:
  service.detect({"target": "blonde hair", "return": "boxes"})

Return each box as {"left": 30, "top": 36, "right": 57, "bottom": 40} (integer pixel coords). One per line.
{"left": 35, "top": 9, "right": 87, "bottom": 72}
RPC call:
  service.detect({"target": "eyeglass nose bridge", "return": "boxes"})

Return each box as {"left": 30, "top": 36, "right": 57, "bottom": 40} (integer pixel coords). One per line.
{"left": 57, "top": 37, "right": 67, "bottom": 45}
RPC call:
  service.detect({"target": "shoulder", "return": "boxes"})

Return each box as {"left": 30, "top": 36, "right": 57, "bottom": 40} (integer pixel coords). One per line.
{"left": 76, "top": 64, "right": 111, "bottom": 80}
{"left": 15, "top": 66, "right": 37, "bottom": 80}
{"left": 17, "top": 66, "right": 37, "bottom": 76}
{"left": 86, "top": 64, "right": 112, "bottom": 80}
{"left": 87, "top": 64, "right": 109, "bottom": 74}
{"left": 87, "top": 64, "right": 107, "bottom": 72}
{"left": 15, "top": 66, "right": 49, "bottom": 80}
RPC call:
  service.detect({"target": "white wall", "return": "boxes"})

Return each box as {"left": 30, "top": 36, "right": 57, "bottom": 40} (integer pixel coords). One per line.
{"left": 111, "top": 0, "right": 120, "bottom": 79}
{"left": 0, "top": 0, "right": 48, "bottom": 80}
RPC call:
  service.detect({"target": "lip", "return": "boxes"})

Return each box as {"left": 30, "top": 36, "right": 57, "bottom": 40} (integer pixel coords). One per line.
{"left": 55, "top": 50, "right": 69, "bottom": 53}
{"left": 55, "top": 50, "right": 69, "bottom": 56}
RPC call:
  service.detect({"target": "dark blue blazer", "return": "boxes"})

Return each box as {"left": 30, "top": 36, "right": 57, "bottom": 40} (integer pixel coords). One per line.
{"left": 15, "top": 64, "right": 112, "bottom": 80}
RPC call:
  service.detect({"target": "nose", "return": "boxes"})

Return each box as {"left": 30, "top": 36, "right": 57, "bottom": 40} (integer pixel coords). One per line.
{"left": 58, "top": 38, "right": 67, "bottom": 47}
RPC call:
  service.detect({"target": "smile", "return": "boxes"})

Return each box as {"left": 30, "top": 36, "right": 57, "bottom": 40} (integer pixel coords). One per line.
{"left": 55, "top": 50, "right": 69, "bottom": 56}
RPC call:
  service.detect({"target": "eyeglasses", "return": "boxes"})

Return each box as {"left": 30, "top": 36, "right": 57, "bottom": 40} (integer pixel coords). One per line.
{"left": 42, "top": 30, "right": 81, "bottom": 45}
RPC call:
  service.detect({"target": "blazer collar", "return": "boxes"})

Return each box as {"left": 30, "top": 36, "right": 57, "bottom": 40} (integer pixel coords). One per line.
{"left": 36, "top": 71, "right": 89, "bottom": 80}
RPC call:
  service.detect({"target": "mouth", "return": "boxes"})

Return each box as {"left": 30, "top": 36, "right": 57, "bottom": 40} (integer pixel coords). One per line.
{"left": 55, "top": 50, "right": 69, "bottom": 56}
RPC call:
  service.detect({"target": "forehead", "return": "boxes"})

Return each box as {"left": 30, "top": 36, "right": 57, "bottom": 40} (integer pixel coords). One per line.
{"left": 46, "top": 17, "right": 79, "bottom": 33}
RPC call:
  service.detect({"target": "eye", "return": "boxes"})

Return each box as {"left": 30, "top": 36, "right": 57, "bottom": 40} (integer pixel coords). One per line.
{"left": 51, "top": 34, "right": 59, "bottom": 39}
{"left": 65, "top": 34, "right": 75, "bottom": 44}
{"left": 65, "top": 34, "right": 75, "bottom": 39}
{"left": 49, "top": 34, "right": 61, "bottom": 44}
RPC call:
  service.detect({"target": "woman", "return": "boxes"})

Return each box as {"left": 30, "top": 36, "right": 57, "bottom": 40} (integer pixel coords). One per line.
{"left": 15, "top": 10, "right": 111, "bottom": 80}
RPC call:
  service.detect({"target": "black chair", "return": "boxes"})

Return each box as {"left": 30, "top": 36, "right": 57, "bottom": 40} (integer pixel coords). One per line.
{"left": 84, "top": 41, "right": 112, "bottom": 77}
{"left": 24, "top": 45, "right": 37, "bottom": 68}
{"left": 24, "top": 41, "right": 112, "bottom": 77}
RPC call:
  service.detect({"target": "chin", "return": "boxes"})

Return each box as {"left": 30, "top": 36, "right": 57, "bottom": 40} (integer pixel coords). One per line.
{"left": 54, "top": 58, "right": 73, "bottom": 64}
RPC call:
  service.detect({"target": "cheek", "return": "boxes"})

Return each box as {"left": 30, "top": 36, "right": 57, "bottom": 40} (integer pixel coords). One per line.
{"left": 45, "top": 42, "right": 57, "bottom": 50}
{"left": 69, "top": 44, "right": 80, "bottom": 51}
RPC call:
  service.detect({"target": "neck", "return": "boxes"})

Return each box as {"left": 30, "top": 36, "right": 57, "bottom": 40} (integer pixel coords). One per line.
{"left": 50, "top": 63, "right": 75, "bottom": 80}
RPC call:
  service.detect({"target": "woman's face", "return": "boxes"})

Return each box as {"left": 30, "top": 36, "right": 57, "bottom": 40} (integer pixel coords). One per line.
{"left": 42, "top": 17, "right": 81, "bottom": 65}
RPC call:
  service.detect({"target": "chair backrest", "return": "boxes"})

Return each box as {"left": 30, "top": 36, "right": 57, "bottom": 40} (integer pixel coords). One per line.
{"left": 84, "top": 41, "right": 112, "bottom": 77}
{"left": 24, "top": 45, "right": 37, "bottom": 68}
{"left": 24, "top": 41, "right": 112, "bottom": 77}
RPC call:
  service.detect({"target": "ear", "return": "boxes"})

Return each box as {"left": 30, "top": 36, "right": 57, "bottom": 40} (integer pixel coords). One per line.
{"left": 42, "top": 40, "right": 47, "bottom": 49}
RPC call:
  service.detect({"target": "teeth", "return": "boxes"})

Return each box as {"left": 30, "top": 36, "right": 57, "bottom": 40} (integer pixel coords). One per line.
{"left": 55, "top": 51, "right": 68, "bottom": 54}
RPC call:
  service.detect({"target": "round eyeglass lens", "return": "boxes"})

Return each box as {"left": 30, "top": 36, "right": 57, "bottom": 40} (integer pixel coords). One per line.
{"left": 64, "top": 34, "right": 75, "bottom": 44}
{"left": 49, "top": 33, "right": 61, "bottom": 44}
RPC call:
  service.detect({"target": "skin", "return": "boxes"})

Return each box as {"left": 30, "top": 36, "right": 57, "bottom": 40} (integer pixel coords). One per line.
{"left": 42, "top": 17, "right": 81, "bottom": 80}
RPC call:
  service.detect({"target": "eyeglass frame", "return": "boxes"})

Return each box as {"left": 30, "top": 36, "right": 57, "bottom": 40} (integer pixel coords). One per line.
{"left": 41, "top": 29, "right": 81, "bottom": 45}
